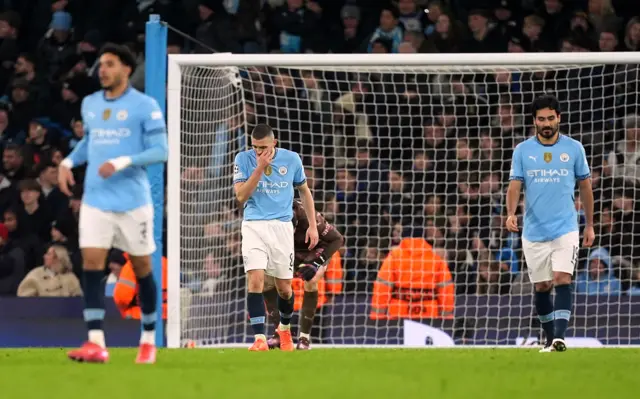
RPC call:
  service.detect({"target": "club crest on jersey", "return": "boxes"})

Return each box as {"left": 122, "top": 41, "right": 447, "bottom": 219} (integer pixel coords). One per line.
{"left": 544, "top": 152, "right": 552, "bottom": 163}
{"left": 102, "top": 109, "right": 111, "bottom": 120}
{"left": 116, "top": 110, "right": 128, "bottom": 121}
{"left": 265, "top": 165, "right": 272, "bottom": 176}
{"left": 560, "top": 153, "right": 570, "bottom": 162}
{"left": 278, "top": 166, "right": 288, "bottom": 175}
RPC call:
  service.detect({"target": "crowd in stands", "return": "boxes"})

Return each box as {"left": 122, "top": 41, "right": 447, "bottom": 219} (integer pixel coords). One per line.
{"left": 1, "top": 0, "right": 639, "bottom": 316}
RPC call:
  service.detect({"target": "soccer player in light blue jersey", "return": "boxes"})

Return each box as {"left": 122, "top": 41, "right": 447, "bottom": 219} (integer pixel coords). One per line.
{"left": 506, "top": 94, "right": 595, "bottom": 353}
{"left": 233, "top": 124, "right": 319, "bottom": 351}
{"left": 59, "top": 44, "right": 168, "bottom": 364}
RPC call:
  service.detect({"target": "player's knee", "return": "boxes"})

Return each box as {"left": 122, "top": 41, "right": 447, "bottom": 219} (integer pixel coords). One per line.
{"left": 247, "top": 270, "right": 265, "bottom": 293}
{"left": 553, "top": 272, "right": 572, "bottom": 286}
{"left": 275, "top": 279, "right": 292, "bottom": 298}
{"left": 263, "top": 275, "right": 276, "bottom": 292}
{"left": 82, "top": 248, "right": 108, "bottom": 271}
{"left": 303, "top": 281, "right": 318, "bottom": 292}
{"left": 129, "top": 255, "right": 152, "bottom": 277}
{"left": 535, "top": 281, "right": 553, "bottom": 292}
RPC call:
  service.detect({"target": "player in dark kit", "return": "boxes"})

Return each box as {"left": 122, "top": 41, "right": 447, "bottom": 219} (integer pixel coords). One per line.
{"left": 263, "top": 199, "right": 344, "bottom": 350}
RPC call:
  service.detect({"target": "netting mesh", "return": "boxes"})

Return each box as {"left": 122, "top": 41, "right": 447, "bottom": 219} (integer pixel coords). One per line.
{"left": 174, "top": 61, "right": 640, "bottom": 347}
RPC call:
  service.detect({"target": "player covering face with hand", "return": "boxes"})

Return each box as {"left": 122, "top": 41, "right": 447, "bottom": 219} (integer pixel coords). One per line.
{"left": 60, "top": 43, "right": 168, "bottom": 364}
{"left": 264, "top": 199, "right": 344, "bottom": 350}
{"left": 506, "top": 94, "right": 595, "bottom": 353}
{"left": 233, "top": 124, "right": 319, "bottom": 351}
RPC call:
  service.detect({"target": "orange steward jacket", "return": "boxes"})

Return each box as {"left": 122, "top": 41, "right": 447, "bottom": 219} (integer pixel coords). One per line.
{"left": 113, "top": 256, "right": 168, "bottom": 320}
{"left": 370, "top": 238, "right": 454, "bottom": 320}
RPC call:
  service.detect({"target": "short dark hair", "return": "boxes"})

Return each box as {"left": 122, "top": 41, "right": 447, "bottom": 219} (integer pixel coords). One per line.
{"left": 99, "top": 43, "right": 137, "bottom": 75}
{"left": 3, "top": 143, "right": 22, "bottom": 156}
{"left": 36, "top": 161, "right": 56, "bottom": 176}
{"left": 251, "top": 124, "right": 274, "bottom": 140}
{"left": 18, "top": 179, "right": 41, "bottom": 193}
{"left": 531, "top": 94, "right": 561, "bottom": 118}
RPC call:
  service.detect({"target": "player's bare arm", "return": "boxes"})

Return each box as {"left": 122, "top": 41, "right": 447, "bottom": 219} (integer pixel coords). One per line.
{"left": 59, "top": 131, "right": 89, "bottom": 196}
{"left": 296, "top": 182, "right": 319, "bottom": 249}
{"left": 311, "top": 224, "right": 344, "bottom": 282}
{"left": 234, "top": 148, "right": 274, "bottom": 204}
{"left": 505, "top": 179, "right": 522, "bottom": 232}
{"left": 298, "top": 214, "right": 344, "bottom": 282}
{"left": 579, "top": 178, "right": 595, "bottom": 247}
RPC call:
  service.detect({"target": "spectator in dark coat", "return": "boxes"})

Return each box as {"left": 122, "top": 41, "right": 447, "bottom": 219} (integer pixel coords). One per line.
{"left": 195, "top": 0, "right": 242, "bottom": 53}
{"left": 0, "top": 222, "right": 26, "bottom": 296}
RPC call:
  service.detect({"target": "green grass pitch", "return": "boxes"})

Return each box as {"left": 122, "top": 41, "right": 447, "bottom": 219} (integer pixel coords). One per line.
{"left": 2, "top": 348, "right": 638, "bottom": 399}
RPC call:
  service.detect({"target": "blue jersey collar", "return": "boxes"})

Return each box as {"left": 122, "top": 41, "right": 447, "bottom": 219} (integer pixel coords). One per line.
{"left": 103, "top": 85, "right": 132, "bottom": 102}
{"left": 535, "top": 132, "right": 562, "bottom": 147}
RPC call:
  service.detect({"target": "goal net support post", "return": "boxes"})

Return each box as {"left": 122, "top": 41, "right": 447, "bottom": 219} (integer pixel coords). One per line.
{"left": 166, "top": 52, "right": 640, "bottom": 349}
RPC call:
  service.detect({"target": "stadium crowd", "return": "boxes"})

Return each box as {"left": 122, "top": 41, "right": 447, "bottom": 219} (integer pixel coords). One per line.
{"left": 0, "top": 0, "right": 639, "bottom": 324}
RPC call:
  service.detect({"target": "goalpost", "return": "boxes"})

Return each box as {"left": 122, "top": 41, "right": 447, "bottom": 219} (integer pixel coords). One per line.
{"left": 165, "top": 51, "right": 640, "bottom": 349}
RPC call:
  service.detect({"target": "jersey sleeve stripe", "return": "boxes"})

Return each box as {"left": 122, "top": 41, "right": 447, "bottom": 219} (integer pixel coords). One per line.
{"left": 145, "top": 127, "right": 166, "bottom": 136}
{"left": 576, "top": 173, "right": 591, "bottom": 181}
{"left": 233, "top": 178, "right": 247, "bottom": 184}
{"left": 509, "top": 176, "right": 524, "bottom": 181}
{"left": 293, "top": 179, "right": 306, "bottom": 187}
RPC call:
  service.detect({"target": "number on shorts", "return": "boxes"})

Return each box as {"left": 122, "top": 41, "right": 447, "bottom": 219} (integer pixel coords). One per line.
{"left": 289, "top": 253, "right": 294, "bottom": 272}
{"left": 140, "top": 222, "right": 148, "bottom": 244}
{"left": 571, "top": 245, "right": 578, "bottom": 268}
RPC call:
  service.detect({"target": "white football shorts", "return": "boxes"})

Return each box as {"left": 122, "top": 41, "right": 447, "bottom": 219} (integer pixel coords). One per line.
{"left": 241, "top": 220, "right": 294, "bottom": 280}
{"left": 79, "top": 203, "right": 156, "bottom": 256}
{"left": 522, "top": 231, "right": 579, "bottom": 283}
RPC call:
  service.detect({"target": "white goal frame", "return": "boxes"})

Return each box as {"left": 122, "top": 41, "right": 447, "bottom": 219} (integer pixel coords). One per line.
{"left": 165, "top": 52, "right": 640, "bottom": 349}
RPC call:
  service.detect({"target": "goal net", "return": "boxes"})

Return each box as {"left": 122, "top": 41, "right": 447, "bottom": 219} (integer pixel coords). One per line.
{"left": 166, "top": 53, "right": 640, "bottom": 349}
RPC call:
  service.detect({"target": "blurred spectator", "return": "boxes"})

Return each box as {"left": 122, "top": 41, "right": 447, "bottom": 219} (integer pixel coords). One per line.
{"left": 330, "top": 4, "right": 368, "bottom": 53}
{"left": 17, "top": 179, "right": 52, "bottom": 242}
{"left": 37, "top": 161, "right": 67, "bottom": 216}
{"left": 429, "top": 11, "right": 465, "bottom": 52}
{"left": 16, "top": 244, "right": 81, "bottom": 297}
{"left": 195, "top": 0, "right": 242, "bottom": 53}
{"left": 605, "top": 114, "right": 640, "bottom": 185}
{"left": 537, "top": 0, "right": 571, "bottom": 51}
{"left": 598, "top": 26, "right": 620, "bottom": 51}
{"left": 367, "top": 5, "right": 404, "bottom": 53}
{"left": 623, "top": 16, "right": 640, "bottom": 51}
{"left": 50, "top": 214, "right": 80, "bottom": 276}
{"left": 36, "top": 11, "right": 76, "bottom": 83}
{"left": 3, "top": 143, "right": 27, "bottom": 184}
{"left": 463, "top": 8, "right": 507, "bottom": 52}
{"left": 0, "top": 11, "right": 21, "bottom": 91}
{"left": 0, "top": 221, "right": 25, "bottom": 295}
{"left": 575, "top": 246, "right": 621, "bottom": 295}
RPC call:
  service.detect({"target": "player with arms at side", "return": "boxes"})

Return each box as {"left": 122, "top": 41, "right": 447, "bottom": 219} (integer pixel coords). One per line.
{"left": 59, "top": 44, "right": 168, "bottom": 364}
{"left": 506, "top": 94, "right": 595, "bottom": 353}
{"left": 264, "top": 199, "right": 344, "bottom": 350}
{"left": 234, "top": 124, "right": 319, "bottom": 351}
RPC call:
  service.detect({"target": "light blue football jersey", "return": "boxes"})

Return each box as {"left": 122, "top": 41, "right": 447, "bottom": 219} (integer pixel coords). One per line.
{"left": 509, "top": 134, "right": 590, "bottom": 242}
{"left": 67, "top": 87, "right": 167, "bottom": 212}
{"left": 233, "top": 148, "right": 306, "bottom": 222}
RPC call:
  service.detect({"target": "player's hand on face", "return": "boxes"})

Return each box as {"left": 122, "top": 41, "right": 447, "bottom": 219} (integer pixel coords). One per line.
{"left": 98, "top": 161, "right": 116, "bottom": 178}
{"left": 505, "top": 215, "right": 519, "bottom": 232}
{"left": 256, "top": 148, "right": 274, "bottom": 170}
{"left": 582, "top": 225, "right": 595, "bottom": 248}
{"left": 305, "top": 226, "right": 319, "bottom": 249}
{"left": 58, "top": 164, "right": 75, "bottom": 197}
